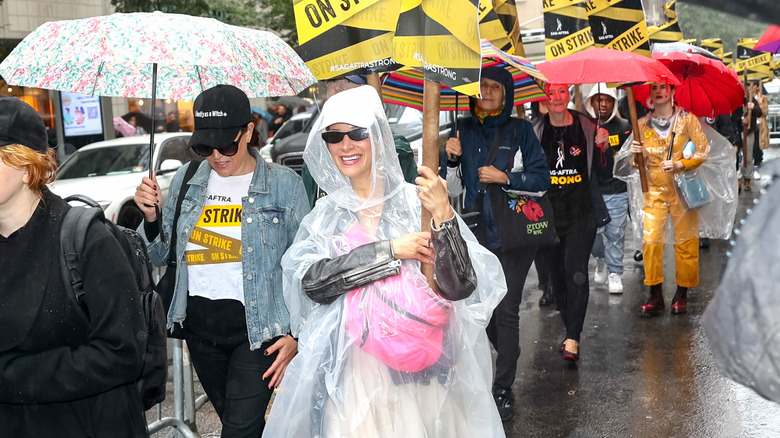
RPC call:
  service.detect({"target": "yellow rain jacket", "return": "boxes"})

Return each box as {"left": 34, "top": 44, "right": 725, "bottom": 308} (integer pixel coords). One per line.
{"left": 635, "top": 109, "right": 709, "bottom": 287}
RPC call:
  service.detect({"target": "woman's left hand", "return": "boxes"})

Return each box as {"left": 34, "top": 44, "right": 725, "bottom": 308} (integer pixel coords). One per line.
{"left": 416, "top": 166, "right": 455, "bottom": 227}
{"left": 262, "top": 335, "right": 298, "bottom": 389}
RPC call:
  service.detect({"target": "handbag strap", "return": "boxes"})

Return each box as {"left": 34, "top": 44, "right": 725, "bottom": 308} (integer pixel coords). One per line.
{"left": 167, "top": 162, "right": 199, "bottom": 265}
{"left": 666, "top": 109, "right": 679, "bottom": 161}
{"left": 502, "top": 119, "right": 521, "bottom": 173}
{"left": 478, "top": 122, "right": 510, "bottom": 192}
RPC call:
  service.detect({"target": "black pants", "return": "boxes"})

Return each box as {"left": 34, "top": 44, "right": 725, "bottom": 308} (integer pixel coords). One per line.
{"left": 536, "top": 226, "right": 596, "bottom": 343}
{"left": 486, "top": 247, "right": 537, "bottom": 391}
{"left": 184, "top": 296, "right": 278, "bottom": 438}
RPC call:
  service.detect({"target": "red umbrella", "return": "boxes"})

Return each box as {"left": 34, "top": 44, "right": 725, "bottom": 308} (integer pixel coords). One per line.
{"left": 632, "top": 50, "right": 745, "bottom": 118}
{"left": 754, "top": 24, "right": 780, "bottom": 53}
{"left": 535, "top": 48, "right": 681, "bottom": 87}
{"left": 536, "top": 48, "right": 681, "bottom": 193}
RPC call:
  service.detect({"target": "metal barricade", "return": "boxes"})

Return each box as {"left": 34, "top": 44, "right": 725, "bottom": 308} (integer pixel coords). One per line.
{"left": 146, "top": 269, "right": 210, "bottom": 438}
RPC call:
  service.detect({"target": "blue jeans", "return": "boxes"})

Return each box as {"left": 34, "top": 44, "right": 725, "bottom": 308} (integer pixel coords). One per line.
{"left": 591, "top": 192, "right": 629, "bottom": 275}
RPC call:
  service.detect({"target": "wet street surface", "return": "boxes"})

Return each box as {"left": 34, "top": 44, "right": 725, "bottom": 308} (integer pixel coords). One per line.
{"left": 505, "top": 152, "right": 780, "bottom": 438}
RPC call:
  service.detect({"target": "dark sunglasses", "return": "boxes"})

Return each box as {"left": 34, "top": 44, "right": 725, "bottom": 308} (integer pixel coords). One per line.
{"left": 321, "top": 128, "right": 370, "bottom": 144}
{"left": 191, "top": 128, "right": 246, "bottom": 157}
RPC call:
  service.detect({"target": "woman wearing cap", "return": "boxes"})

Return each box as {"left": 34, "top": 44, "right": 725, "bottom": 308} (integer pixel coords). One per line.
{"left": 629, "top": 82, "right": 708, "bottom": 316}
{"left": 263, "top": 85, "right": 507, "bottom": 437}
{"left": 0, "top": 96, "right": 148, "bottom": 436}
{"left": 134, "top": 85, "right": 310, "bottom": 436}
{"left": 533, "top": 84, "right": 611, "bottom": 363}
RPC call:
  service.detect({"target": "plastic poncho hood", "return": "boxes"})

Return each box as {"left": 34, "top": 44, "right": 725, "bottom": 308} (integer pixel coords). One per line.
{"left": 304, "top": 85, "right": 406, "bottom": 214}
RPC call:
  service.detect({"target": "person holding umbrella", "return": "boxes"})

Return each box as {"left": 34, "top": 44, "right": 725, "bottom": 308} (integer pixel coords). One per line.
{"left": 629, "top": 82, "right": 709, "bottom": 316}
{"left": 533, "top": 83, "right": 611, "bottom": 363}
{"left": 134, "top": 85, "right": 309, "bottom": 436}
{"left": 584, "top": 84, "right": 633, "bottom": 294}
{"left": 443, "top": 66, "right": 550, "bottom": 421}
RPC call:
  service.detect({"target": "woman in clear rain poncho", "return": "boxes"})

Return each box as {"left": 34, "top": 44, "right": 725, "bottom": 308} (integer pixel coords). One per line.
{"left": 263, "top": 85, "right": 507, "bottom": 438}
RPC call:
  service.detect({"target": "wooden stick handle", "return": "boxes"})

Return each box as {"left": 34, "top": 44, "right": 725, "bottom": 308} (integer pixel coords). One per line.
{"left": 626, "top": 87, "right": 649, "bottom": 193}
{"left": 421, "top": 79, "right": 440, "bottom": 290}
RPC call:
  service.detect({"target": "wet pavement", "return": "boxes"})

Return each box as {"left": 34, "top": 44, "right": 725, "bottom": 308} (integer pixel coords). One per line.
{"left": 505, "top": 151, "right": 780, "bottom": 438}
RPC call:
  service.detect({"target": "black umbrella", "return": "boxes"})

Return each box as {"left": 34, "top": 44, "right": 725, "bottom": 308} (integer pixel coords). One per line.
{"left": 121, "top": 111, "right": 154, "bottom": 134}
{"left": 274, "top": 96, "right": 311, "bottom": 109}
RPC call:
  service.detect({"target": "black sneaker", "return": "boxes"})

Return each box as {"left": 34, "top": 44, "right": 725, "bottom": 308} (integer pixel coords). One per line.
{"left": 493, "top": 389, "right": 514, "bottom": 422}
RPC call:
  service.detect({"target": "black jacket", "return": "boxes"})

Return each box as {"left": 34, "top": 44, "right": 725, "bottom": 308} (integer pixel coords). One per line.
{"left": 303, "top": 217, "right": 476, "bottom": 304}
{"left": 533, "top": 111, "right": 612, "bottom": 231}
{"left": 441, "top": 67, "right": 550, "bottom": 249}
{"left": 0, "top": 188, "right": 148, "bottom": 438}
{"left": 595, "top": 116, "right": 632, "bottom": 194}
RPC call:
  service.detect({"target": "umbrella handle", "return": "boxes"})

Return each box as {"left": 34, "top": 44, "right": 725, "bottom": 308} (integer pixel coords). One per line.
{"left": 626, "top": 87, "right": 649, "bottom": 193}
{"left": 149, "top": 62, "right": 165, "bottom": 242}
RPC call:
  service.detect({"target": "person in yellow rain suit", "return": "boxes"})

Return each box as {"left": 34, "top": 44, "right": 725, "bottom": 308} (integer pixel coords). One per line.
{"left": 630, "top": 82, "right": 709, "bottom": 316}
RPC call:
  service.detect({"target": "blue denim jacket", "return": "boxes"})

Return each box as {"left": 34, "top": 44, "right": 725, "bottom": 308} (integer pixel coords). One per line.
{"left": 141, "top": 148, "right": 310, "bottom": 349}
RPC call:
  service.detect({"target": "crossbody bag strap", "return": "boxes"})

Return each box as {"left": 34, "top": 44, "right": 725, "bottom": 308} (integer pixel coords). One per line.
{"left": 167, "top": 162, "right": 199, "bottom": 265}
{"left": 503, "top": 118, "right": 521, "bottom": 173}
{"left": 479, "top": 122, "right": 509, "bottom": 192}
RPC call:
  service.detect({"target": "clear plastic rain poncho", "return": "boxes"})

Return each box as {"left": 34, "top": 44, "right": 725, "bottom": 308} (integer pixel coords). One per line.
{"left": 263, "top": 86, "right": 507, "bottom": 438}
{"left": 614, "top": 112, "right": 737, "bottom": 246}
{"left": 704, "top": 160, "right": 780, "bottom": 404}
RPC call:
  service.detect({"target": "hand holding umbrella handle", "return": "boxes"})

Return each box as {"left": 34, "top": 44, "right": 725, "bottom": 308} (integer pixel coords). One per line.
{"left": 626, "top": 87, "right": 649, "bottom": 193}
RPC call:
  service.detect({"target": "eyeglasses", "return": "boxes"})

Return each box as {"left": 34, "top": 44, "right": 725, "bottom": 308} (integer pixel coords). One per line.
{"left": 191, "top": 129, "right": 246, "bottom": 157}
{"left": 321, "top": 128, "right": 370, "bottom": 144}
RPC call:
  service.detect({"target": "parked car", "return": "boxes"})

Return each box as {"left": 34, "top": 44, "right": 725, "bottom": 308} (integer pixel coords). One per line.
{"left": 268, "top": 103, "right": 463, "bottom": 174}
{"left": 266, "top": 111, "right": 314, "bottom": 146}
{"left": 50, "top": 133, "right": 202, "bottom": 229}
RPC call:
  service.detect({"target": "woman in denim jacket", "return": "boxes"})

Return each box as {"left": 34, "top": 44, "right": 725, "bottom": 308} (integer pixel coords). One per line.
{"left": 135, "top": 85, "right": 310, "bottom": 436}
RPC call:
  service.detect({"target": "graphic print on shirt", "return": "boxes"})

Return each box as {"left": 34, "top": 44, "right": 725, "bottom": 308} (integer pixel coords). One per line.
{"left": 186, "top": 206, "right": 243, "bottom": 265}
{"left": 185, "top": 171, "right": 252, "bottom": 303}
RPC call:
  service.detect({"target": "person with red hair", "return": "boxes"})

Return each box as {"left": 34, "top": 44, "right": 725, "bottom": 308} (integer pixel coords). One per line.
{"left": 0, "top": 96, "right": 148, "bottom": 437}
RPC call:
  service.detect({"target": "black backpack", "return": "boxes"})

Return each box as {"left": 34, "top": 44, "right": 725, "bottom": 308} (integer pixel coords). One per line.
{"left": 60, "top": 195, "right": 167, "bottom": 411}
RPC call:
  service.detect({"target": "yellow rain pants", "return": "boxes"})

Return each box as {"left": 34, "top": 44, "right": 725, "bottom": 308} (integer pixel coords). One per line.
{"left": 636, "top": 110, "right": 709, "bottom": 287}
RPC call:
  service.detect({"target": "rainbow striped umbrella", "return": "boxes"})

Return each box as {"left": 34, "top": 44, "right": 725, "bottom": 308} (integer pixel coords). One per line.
{"left": 382, "top": 40, "right": 547, "bottom": 111}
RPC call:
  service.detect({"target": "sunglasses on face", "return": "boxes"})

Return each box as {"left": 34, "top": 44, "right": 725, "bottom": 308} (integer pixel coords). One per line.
{"left": 321, "top": 128, "right": 370, "bottom": 144}
{"left": 191, "top": 129, "right": 246, "bottom": 157}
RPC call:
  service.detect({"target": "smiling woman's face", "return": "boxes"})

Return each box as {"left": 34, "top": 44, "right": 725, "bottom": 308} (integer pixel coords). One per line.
{"left": 542, "top": 85, "right": 571, "bottom": 114}
{"left": 325, "top": 123, "right": 373, "bottom": 184}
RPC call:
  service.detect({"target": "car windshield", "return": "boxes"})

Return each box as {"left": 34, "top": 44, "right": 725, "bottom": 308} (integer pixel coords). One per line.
{"left": 385, "top": 104, "right": 424, "bottom": 139}
{"left": 57, "top": 144, "right": 150, "bottom": 179}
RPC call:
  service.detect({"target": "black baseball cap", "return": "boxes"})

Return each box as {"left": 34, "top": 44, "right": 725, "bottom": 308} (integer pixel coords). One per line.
{"left": 0, "top": 95, "right": 48, "bottom": 153}
{"left": 189, "top": 85, "right": 252, "bottom": 149}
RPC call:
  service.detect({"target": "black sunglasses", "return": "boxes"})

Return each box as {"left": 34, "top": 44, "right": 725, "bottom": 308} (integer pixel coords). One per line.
{"left": 192, "top": 128, "right": 247, "bottom": 157}
{"left": 321, "top": 128, "right": 370, "bottom": 144}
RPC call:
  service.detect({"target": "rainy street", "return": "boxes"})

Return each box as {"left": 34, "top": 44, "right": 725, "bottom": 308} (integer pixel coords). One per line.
{"left": 504, "top": 147, "right": 780, "bottom": 438}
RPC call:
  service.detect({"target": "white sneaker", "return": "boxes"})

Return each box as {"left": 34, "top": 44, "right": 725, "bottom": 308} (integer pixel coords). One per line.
{"left": 594, "top": 258, "right": 607, "bottom": 284}
{"left": 608, "top": 273, "right": 623, "bottom": 294}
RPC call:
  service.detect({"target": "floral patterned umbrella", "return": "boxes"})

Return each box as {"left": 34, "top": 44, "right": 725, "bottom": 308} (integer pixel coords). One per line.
{"left": 0, "top": 11, "right": 315, "bottom": 101}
